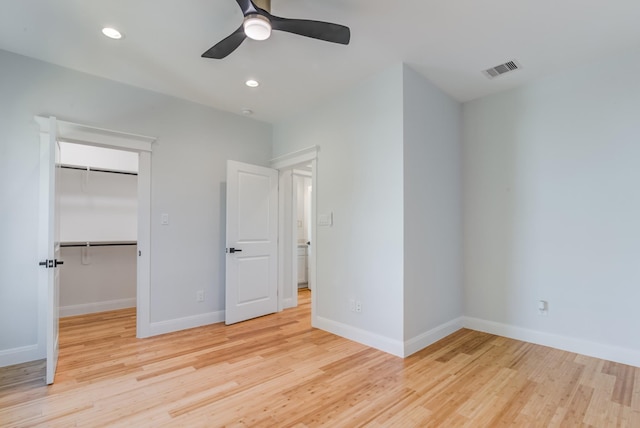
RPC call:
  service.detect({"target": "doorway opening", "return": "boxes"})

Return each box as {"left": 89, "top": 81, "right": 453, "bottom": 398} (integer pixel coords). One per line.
{"left": 57, "top": 142, "right": 139, "bottom": 320}
{"left": 272, "top": 146, "right": 317, "bottom": 325}
{"left": 37, "top": 116, "right": 155, "bottom": 383}
{"left": 292, "top": 168, "right": 312, "bottom": 292}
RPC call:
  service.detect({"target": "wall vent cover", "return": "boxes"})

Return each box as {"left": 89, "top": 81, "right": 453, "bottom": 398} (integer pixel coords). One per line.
{"left": 483, "top": 60, "right": 521, "bottom": 79}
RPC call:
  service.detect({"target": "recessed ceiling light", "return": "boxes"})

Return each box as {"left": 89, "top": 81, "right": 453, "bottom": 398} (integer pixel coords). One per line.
{"left": 102, "top": 27, "right": 123, "bottom": 40}
{"left": 245, "top": 79, "right": 259, "bottom": 88}
{"left": 242, "top": 109, "right": 254, "bottom": 115}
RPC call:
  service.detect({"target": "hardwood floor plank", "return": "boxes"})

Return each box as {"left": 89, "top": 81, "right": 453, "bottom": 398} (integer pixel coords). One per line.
{"left": 603, "top": 360, "right": 637, "bottom": 407}
{"left": 1, "top": 289, "right": 638, "bottom": 427}
{"left": 559, "top": 383, "right": 595, "bottom": 426}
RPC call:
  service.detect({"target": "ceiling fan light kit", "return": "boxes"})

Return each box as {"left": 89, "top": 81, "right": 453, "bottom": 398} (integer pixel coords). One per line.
{"left": 202, "top": 0, "right": 350, "bottom": 59}
{"left": 244, "top": 14, "right": 272, "bottom": 40}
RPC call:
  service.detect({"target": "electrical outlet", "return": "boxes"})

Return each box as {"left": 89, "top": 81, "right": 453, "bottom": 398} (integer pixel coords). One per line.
{"left": 197, "top": 290, "right": 205, "bottom": 302}
{"left": 355, "top": 300, "right": 362, "bottom": 313}
{"left": 349, "top": 299, "right": 355, "bottom": 312}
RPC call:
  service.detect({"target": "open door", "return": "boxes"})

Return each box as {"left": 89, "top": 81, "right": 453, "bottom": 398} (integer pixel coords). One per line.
{"left": 225, "top": 160, "right": 278, "bottom": 325}
{"left": 37, "top": 116, "right": 62, "bottom": 384}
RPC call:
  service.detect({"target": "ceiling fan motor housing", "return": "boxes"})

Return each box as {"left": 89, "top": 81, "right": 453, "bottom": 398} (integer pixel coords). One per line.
{"left": 252, "top": 0, "right": 271, "bottom": 13}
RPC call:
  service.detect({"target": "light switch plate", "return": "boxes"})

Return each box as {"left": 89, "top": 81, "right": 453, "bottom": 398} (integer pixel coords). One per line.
{"left": 318, "top": 212, "right": 333, "bottom": 227}
{"left": 161, "top": 213, "right": 169, "bottom": 225}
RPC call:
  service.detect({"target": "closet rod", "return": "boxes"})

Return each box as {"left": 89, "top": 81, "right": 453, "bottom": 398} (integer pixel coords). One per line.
{"left": 60, "top": 242, "right": 137, "bottom": 248}
{"left": 60, "top": 164, "right": 138, "bottom": 176}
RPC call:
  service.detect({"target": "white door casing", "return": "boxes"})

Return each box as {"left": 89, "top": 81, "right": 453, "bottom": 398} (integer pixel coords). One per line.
{"left": 38, "top": 116, "right": 60, "bottom": 385}
{"left": 225, "top": 160, "right": 279, "bottom": 325}
{"left": 305, "top": 183, "right": 313, "bottom": 291}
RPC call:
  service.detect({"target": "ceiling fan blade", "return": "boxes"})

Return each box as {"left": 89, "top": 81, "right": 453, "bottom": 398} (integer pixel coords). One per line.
{"left": 269, "top": 15, "right": 350, "bottom": 45}
{"left": 235, "top": 0, "right": 258, "bottom": 15}
{"left": 202, "top": 25, "right": 246, "bottom": 59}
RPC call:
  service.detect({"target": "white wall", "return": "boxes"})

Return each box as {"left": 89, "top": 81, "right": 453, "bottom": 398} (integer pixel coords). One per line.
{"left": 0, "top": 49, "right": 272, "bottom": 366}
{"left": 59, "top": 246, "right": 137, "bottom": 316}
{"left": 60, "top": 142, "right": 138, "bottom": 173}
{"left": 59, "top": 168, "right": 137, "bottom": 242}
{"left": 274, "top": 65, "right": 406, "bottom": 352}
{"left": 402, "top": 66, "right": 463, "bottom": 346}
{"left": 462, "top": 50, "right": 640, "bottom": 365}
{"left": 273, "top": 64, "right": 464, "bottom": 357}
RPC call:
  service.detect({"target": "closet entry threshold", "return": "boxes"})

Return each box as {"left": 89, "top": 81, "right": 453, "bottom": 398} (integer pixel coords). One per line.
{"left": 60, "top": 241, "right": 137, "bottom": 248}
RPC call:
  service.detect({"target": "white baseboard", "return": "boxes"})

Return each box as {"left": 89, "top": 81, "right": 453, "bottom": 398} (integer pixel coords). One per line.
{"left": 60, "top": 298, "right": 137, "bottom": 317}
{"left": 464, "top": 317, "right": 640, "bottom": 368}
{"left": 314, "top": 316, "right": 404, "bottom": 357}
{"left": 149, "top": 310, "right": 225, "bottom": 337}
{"left": 0, "top": 344, "right": 43, "bottom": 368}
{"left": 404, "top": 317, "right": 464, "bottom": 357}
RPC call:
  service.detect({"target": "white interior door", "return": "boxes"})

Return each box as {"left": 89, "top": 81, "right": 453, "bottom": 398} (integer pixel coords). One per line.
{"left": 225, "top": 160, "right": 278, "bottom": 325}
{"left": 38, "top": 116, "right": 61, "bottom": 384}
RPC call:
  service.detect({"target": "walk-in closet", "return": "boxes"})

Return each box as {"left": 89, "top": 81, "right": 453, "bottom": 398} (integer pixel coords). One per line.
{"left": 58, "top": 142, "right": 138, "bottom": 317}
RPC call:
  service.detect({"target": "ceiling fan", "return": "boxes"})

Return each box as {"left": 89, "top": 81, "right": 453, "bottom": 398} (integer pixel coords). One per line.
{"left": 202, "top": 0, "right": 351, "bottom": 59}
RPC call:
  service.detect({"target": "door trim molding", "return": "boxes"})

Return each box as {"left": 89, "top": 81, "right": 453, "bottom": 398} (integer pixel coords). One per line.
{"left": 35, "top": 117, "right": 154, "bottom": 152}
{"left": 35, "top": 116, "right": 155, "bottom": 339}
{"left": 270, "top": 146, "right": 318, "bottom": 169}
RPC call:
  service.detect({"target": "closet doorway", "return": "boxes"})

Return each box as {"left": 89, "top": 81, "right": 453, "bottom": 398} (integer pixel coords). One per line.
{"left": 37, "top": 116, "right": 154, "bottom": 383}
{"left": 58, "top": 142, "right": 139, "bottom": 319}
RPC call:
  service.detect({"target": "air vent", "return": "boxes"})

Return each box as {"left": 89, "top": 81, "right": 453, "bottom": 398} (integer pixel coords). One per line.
{"left": 483, "top": 60, "right": 521, "bottom": 79}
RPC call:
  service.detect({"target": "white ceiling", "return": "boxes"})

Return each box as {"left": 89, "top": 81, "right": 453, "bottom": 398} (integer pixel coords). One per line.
{"left": 2, "top": 0, "right": 640, "bottom": 123}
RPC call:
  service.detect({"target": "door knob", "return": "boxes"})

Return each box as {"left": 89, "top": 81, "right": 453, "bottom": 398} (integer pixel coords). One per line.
{"left": 38, "top": 259, "right": 64, "bottom": 268}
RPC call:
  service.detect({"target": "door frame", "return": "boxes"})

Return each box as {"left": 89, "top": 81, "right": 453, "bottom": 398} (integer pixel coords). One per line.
{"left": 271, "top": 146, "right": 318, "bottom": 324}
{"left": 35, "top": 117, "right": 155, "bottom": 343}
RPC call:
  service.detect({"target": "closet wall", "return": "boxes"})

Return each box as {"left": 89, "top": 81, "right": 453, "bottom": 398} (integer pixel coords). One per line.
{"left": 58, "top": 142, "right": 138, "bottom": 317}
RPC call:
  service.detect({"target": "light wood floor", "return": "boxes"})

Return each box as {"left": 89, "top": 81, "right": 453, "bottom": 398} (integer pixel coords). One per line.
{"left": 1, "top": 290, "right": 639, "bottom": 427}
